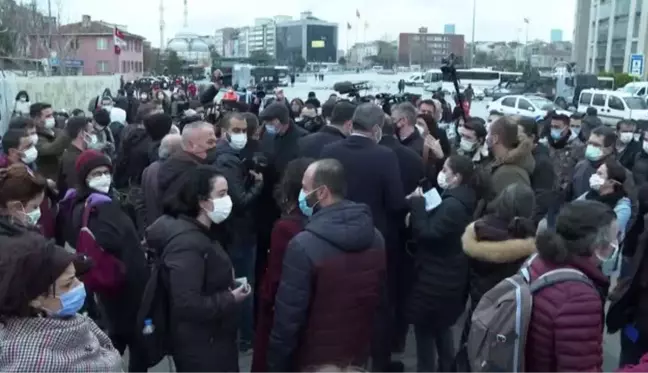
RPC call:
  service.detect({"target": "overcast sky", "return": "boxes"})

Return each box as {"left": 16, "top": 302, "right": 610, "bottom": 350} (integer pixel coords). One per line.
{"left": 44, "top": 0, "right": 576, "bottom": 48}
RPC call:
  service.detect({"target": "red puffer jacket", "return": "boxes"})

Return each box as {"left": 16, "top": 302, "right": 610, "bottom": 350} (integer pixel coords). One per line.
{"left": 525, "top": 255, "right": 609, "bottom": 372}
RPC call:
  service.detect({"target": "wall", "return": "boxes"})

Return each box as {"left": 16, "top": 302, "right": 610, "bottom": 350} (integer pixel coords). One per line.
{"left": 0, "top": 73, "right": 120, "bottom": 134}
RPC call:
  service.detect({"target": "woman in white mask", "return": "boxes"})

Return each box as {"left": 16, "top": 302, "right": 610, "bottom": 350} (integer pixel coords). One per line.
{"left": 0, "top": 164, "right": 47, "bottom": 234}
{"left": 145, "top": 165, "right": 251, "bottom": 371}
{"left": 577, "top": 159, "right": 631, "bottom": 265}
{"left": 65, "top": 149, "right": 151, "bottom": 371}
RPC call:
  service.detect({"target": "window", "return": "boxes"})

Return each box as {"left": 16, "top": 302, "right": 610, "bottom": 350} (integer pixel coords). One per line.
{"left": 580, "top": 92, "right": 592, "bottom": 105}
{"left": 96, "top": 61, "right": 109, "bottom": 73}
{"left": 592, "top": 94, "right": 607, "bottom": 106}
{"left": 517, "top": 99, "right": 534, "bottom": 111}
{"left": 608, "top": 95, "right": 625, "bottom": 110}
{"left": 69, "top": 38, "right": 79, "bottom": 50}
{"left": 624, "top": 97, "right": 648, "bottom": 109}
{"left": 501, "top": 97, "right": 516, "bottom": 107}
{"left": 96, "top": 38, "right": 108, "bottom": 50}
{"left": 638, "top": 87, "right": 646, "bottom": 96}
{"left": 122, "top": 61, "right": 126, "bottom": 72}
{"left": 130, "top": 61, "right": 134, "bottom": 70}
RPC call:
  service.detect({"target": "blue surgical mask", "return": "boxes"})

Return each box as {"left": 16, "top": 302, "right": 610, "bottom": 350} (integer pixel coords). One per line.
{"left": 265, "top": 123, "right": 277, "bottom": 134}
{"left": 52, "top": 283, "right": 86, "bottom": 317}
{"left": 550, "top": 128, "right": 563, "bottom": 140}
{"left": 571, "top": 127, "right": 581, "bottom": 137}
{"left": 298, "top": 188, "right": 320, "bottom": 217}
{"left": 585, "top": 144, "right": 604, "bottom": 161}
{"left": 597, "top": 243, "right": 619, "bottom": 276}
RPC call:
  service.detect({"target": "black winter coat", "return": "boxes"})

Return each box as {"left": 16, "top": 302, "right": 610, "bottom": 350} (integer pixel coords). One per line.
{"left": 530, "top": 144, "right": 556, "bottom": 225}
{"left": 67, "top": 192, "right": 149, "bottom": 337}
{"left": 379, "top": 135, "right": 424, "bottom": 195}
{"left": 212, "top": 140, "right": 263, "bottom": 247}
{"left": 157, "top": 150, "right": 203, "bottom": 205}
{"left": 146, "top": 215, "right": 239, "bottom": 372}
{"left": 406, "top": 185, "right": 475, "bottom": 327}
{"left": 114, "top": 127, "right": 152, "bottom": 188}
{"left": 633, "top": 150, "right": 648, "bottom": 186}
{"left": 297, "top": 125, "right": 346, "bottom": 159}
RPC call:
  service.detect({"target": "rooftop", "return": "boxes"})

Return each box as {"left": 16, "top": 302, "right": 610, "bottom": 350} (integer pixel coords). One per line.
{"left": 57, "top": 15, "right": 145, "bottom": 39}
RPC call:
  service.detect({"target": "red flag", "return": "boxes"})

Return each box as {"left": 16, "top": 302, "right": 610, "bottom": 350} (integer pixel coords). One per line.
{"left": 356, "top": 9, "right": 360, "bottom": 18}
{"left": 113, "top": 26, "right": 126, "bottom": 54}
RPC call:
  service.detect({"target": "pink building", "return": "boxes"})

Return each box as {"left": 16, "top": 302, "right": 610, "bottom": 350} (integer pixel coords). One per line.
{"left": 30, "top": 15, "right": 145, "bottom": 78}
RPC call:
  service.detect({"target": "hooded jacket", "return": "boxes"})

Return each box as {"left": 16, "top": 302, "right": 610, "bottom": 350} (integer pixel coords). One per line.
{"left": 114, "top": 127, "right": 152, "bottom": 188}
{"left": 211, "top": 139, "right": 263, "bottom": 247}
{"left": 267, "top": 200, "right": 386, "bottom": 371}
{"left": 406, "top": 185, "right": 476, "bottom": 327}
{"left": 488, "top": 139, "right": 536, "bottom": 200}
{"left": 145, "top": 215, "right": 238, "bottom": 372}
{"left": 157, "top": 150, "right": 203, "bottom": 204}
{"left": 462, "top": 214, "right": 537, "bottom": 309}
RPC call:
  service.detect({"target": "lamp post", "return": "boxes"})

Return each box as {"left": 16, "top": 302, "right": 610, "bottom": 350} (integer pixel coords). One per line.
{"left": 470, "top": 0, "right": 476, "bottom": 67}
{"left": 524, "top": 17, "right": 530, "bottom": 68}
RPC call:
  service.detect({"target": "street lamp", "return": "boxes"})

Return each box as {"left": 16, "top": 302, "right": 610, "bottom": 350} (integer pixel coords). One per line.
{"left": 471, "top": 0, "right": 476, "bottom": 67}
{"left": 524, "top": 18, "right": 530, "bottom": 68}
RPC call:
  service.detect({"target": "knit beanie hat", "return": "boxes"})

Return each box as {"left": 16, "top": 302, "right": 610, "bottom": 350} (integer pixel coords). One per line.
{"left": 75, "top": 149, "right": 112, "bottom": 187}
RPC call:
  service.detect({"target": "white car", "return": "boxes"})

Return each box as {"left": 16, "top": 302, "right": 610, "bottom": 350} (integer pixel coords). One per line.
{"left": 487, "top": 95, "right": 570, "bottom": 119}
{"left": 473, "top": 88, "right": 485, "bottom": 101}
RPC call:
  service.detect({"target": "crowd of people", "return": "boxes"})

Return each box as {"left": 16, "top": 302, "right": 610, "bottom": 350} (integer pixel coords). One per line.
{"left": 1, "top": 69, "right": 648, "bottom": 373}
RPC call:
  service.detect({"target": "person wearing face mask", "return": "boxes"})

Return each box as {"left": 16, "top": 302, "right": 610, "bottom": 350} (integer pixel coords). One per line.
{"left": 108, "top": 106, "right": 127, "bottom": 151}
{"left": 259, "top": 102, "right": 308, "bottom": 175}
{"left": 58, "top": 117, "right": 94, "bottom": 197}
{"left": 616, "top": 120, "right": 641, "bottom": 171}
{"left": 158, "top": 121, "right": 218, "bottom": 204}
{"left": 290, "top": 98, "right": 305, "bottom": 118}
{"left": 578, "top": 159, "right": 632, "bottom": 251}
{"left": 525, "top": 200, "right": 615, "bottom": 372}
{"left": 146, "top": 165, "right": 251, "bottom": 371}
{"left": 404, "top": 155, "right": 476, "bottom": 371}
{"left": 0, "top": 129, "right": 38, "bottom": 168}
{"left": 12, "top": 90, "right": 30, "bottom": 117}
{"left": 546, "top": 113, "right": 585, "bottom": 196}
{"left": 0, "top": 164, "right": 47, "bottom": 240}
{"left": 632, "top": 129, "right": 648, "bottom": 185}
{"left": 64, "top": 149, "right": 149, "bottom": 371}
{"left": 210, "top": 113, "right": 264, "bottom": 352}
{"left": 30, "top": 102, "right": 71, "bottom": 181}
{"left": 0, "top": 234, "right": 123, "bottom": 372}
{"left": 391, "top": 102, "right": 423, "bottom": 155}
{"left": 267, "top": 159, "right": 386, "bottom": 371}
{"left": 91, "top": 108, "right": 116, "bottom": 158}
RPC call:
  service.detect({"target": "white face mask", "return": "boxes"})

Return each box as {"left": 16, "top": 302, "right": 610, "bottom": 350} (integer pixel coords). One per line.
{"left": 619, "top": 132, "right": 634, "bottom": 144}
{"left": 85, "top": 133, "right": 98, "bottom": 146}
{"left": 25, "top": 207, "right": 41, "bottom": 226}
{"left": 459, "top": 138, "right": 477, "bottom": 153}
{"left": 30, "top": 134, "right": 39, "bottom": 145}
{"left": 589, "top": 174, "right": 605, "bottom": 191}
{"left": 21, "top": 146, "right": 38, "bottom": 164}
{"left": 229, "top": 133, "right": 248, "bottom": 150}
{"left": 437, "top": 171, "right": 450, "bottom": 189}
{"left": 207, "top": 195, "right": 233, "bottom": 224}
{"left": 141, "top": 94, "right": 148, "bottom": 100}
{"left": 88, "top": 174, "right": 112, "bottom": 193}
{"left": 44, "top": 117, "right": 56, "bottom": 129}
{"left": 19, "top": 97, "right": 27, "bottom": 103}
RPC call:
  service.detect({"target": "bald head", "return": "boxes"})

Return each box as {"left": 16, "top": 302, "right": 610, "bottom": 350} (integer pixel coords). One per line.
{"left": 303, "top": 158, "right": 347, "bottom": 208}
{"left": 159, "top": 134, "right": 182, "bottom": 160}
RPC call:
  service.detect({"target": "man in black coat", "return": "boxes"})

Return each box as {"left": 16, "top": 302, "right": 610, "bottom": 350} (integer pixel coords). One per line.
{"left": 617, "top": 119, "right": 641, "bottom": 171}
{"left": 298, "top": 100, "right": 355, "bottom": 158}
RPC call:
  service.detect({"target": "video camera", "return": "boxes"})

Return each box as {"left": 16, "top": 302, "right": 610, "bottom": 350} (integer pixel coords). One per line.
{"left": 333, "top": 81, "right": 370, "bottom": 97}
{"left": 440, "top": 53, "right": 467, "bottom": 122}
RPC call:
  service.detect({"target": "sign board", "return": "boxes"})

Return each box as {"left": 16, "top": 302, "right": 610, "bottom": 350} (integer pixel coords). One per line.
{"left": 630, "top": 54, "right": 644, "bottom": 77}
{"left": 311, "top": 40, "right": 325, "bottom": 48}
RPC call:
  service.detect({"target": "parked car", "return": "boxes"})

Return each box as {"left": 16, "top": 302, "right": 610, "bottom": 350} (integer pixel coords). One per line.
{"left": 487, "top": 94, "right": 571, "bottom": 119}
{"left": 491, "top": 82, "right": 527, "bottom": 101}
{"left": 578, "top": 88, "right": 648, "bottom": 126}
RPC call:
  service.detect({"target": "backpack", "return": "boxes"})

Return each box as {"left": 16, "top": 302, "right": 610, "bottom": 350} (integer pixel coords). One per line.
{"left": 135, "top": 237, "right": 172, "bottom": 368}
{"left": 466, "top": 254, "right": 595, "bottom": 372}
{"left": 75, "top": 192, "right": 126, "bottom": 296}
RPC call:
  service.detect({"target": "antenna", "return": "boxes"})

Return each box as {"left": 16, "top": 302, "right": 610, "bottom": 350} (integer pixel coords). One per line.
{"left": 159, "top": 0, "right": 165, "bottom": 49}
{"left": 183, "top": 0, "right": 188, "bottom": 28}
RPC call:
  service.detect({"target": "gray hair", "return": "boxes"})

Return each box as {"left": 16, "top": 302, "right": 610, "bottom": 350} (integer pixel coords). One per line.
{"left": 159, "top": 134, "right": 182, "bottom": 160}
{"left": 181, "top": 121, "right": 213, "bottom": 149}
{"left": 393, "top": 102, "right": 417, "bottom": 126}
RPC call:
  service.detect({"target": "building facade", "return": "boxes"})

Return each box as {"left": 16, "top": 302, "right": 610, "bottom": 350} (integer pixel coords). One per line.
{"left": 275, "top": 12, "right": 338, "bottom": 64}
{"left": 214, "top": 27, "right": 248, "bottom": 58}
{"left": 551, "top": 29, "right": 564, "bottom": 42}
{"left": 29, "top": 15, "right": 145, "bottom": 77}
{"left": 248, "top": 18, "right": 277, "bottom": 56}
{"left": 583, "top": 0, "right": 648, "bottom": 75}
{"left": 397, "top": 28, "right": 464, "bottom": 67}
{"left": 348, "top": 42, "right": 380, "bottom": 65}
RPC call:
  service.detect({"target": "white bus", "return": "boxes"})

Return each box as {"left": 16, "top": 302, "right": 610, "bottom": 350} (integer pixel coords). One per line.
{"left": 423, "top": 68, "right": 444, "bottom": 92}
{"left": 424, "top": 68, "right": 524, "bottom": 92}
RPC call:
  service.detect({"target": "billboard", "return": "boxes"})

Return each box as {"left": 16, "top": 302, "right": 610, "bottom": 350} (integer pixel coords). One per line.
{"left": 311, "top": 40, "right": 325, "bottom": 48}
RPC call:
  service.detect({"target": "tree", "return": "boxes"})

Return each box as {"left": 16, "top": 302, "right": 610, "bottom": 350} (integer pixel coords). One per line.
{"left": 164, "top": 50, "right": 183, "bottom": 76}
{"left": 249, "top": 49, "right": 273, "bottom": 65}
{"left": 338, "top": 56, "right": 347, "bottom": 66}
{"left": 293, "top": 55, "right": 306, "bottom": 70}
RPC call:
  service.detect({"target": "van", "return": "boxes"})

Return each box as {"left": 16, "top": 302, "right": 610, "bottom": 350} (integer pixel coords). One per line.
{"left": 577, "top": 88, "right": 648, "bottom": 126}
{"left": 619, "top": 82, "right": 648, "bottom": 97}
{"left": 405, "top": 73, "right": 425, "bottom": 87}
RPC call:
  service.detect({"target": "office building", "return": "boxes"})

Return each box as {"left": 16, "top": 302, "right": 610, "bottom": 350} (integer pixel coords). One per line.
{"left": 444, "top": 24, "right": 456, "bottom": 35}
{"left": 214, "top": 27, "right": 249, "bottom": 58}
{"left": 348, "top": 41, "right": 380, "bottom": 65}
{"left": 275, "top": 12, "right": 339, "bottom": 64}
{"left": 550, "top": 29, "right": 564, "bottom": 42}
{"left": 248, "top": 18, "right": 277, "bottom": 56}
{"left": 398, "top": 28, "right": 465, "bottom": 67}
{"left": 582, "top": 0, "right": 648, "bottom": 75}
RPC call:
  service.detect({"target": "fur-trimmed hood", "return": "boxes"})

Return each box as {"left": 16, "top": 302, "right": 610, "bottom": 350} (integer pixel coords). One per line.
{"left": 462, "top": 221, "right": 536, "bottom": 264}
{"left": 494, "top": 138, "right": 536, "bottom": 174}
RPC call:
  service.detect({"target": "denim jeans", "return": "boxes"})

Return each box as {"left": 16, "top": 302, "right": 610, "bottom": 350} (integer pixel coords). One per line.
{"left": 414, "top": 323, "right": 455, "bottom": 372}
{"left": 619, "top": 329, "right": 648, "bottom": 367}
{"left": 229, "top": 243, "right": 257, "bottom": 347}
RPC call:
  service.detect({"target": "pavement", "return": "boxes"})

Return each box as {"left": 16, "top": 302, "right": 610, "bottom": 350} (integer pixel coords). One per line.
{"left": 128, "top": 310, "right": 621, "bottom": 372}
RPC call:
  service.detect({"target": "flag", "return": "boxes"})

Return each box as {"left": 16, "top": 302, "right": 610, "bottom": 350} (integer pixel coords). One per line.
{"left": 347, "top": 22, "right": 352, "bottom": 30}
{"left": 356, "top": 9, "right": 360, "bottom": 18}
{"left": 113, "top": 26, "right": 126, "bottom": 55}
{"left": 523, "top": 17, "right": 529, "bottom": 23}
